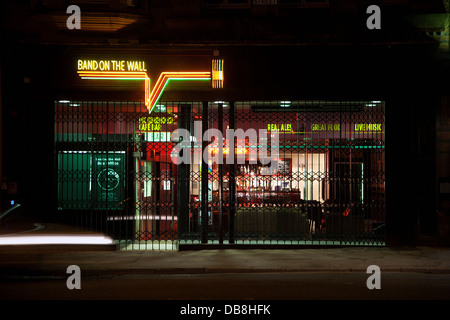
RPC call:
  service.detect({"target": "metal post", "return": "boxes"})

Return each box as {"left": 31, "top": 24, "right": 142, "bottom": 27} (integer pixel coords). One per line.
{"left": 177, "top": 104, "right": 191, "bottom": 240}
{"left": 133, "top": 136, "right": 142, "bottom": 240}
{"left": 154, "top": 160, "right": 161, "bottom": 236}
{"left": 228, "top": 101, "right": 236, "bottom": 244}
{"left": 201, "top": 101, "right": 209, "bottom": 244}
{"left": 218, "top": 102, "right": 224, "bottom": 244}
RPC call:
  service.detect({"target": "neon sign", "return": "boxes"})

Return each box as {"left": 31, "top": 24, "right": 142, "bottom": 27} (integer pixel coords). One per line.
{"left": 310, "top": 123, "right": 383, "bottom": 132}
{"left": 311, "top": 124, "right": 341, "bottom": 131}
{"left": 77, "top": 59, "right": 216, "bottom": 114}
{"left": 354, "top": 123, "right": 382, "bottom": 131}
{"left": 147, "top": 72, "right": 211, "bottom": 112}
{"left": 138, "top": 116, "right": 174, "bottom": 131}
{"left": 267, "top": 123, "right": 292, "bottom": 132}
{"left": 77, "top": 60, "right": 147, "bottom": 72}
{"left": 211, "top": 59, "right": 224, "bottom": 89}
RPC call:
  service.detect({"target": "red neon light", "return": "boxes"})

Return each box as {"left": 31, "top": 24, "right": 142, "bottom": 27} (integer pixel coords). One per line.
{"left": 211, "top": 59, "right": 224, "bottom": 89}
{"left": 147, "top": 72, "right": 211, "bottom": 110}
{"left": 77, "top": 70, "right": 211, "bottom": 113}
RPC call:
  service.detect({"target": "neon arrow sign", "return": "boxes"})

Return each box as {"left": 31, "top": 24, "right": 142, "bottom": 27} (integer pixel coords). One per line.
{"left": 77, "top": 59, "right": 222, "bottom": 114}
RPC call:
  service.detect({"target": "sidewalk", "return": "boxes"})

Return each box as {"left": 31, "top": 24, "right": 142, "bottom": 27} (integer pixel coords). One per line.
{"left": 1, "top": 245, "right": 450, "bottom": 278}
{"left": 1, "top": 218, "right": 450, "bottom": 277}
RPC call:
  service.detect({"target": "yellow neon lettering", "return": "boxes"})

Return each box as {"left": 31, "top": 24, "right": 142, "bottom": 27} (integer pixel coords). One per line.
{"left": 86, "top": 60, "right": 98, "bottom": 70}
{"left": 354, "top": 123, "right": 382, "bottom": 131}
{"left": 312, "top": 124, "right": 325, "bottom": 131}
{"left": 268, "top": 124, "right": 292, "bottom": 131}
{"left": 79, "top": 60, "right": 148, "bottom": 71}
{"left": 99, "top": 60, "right": 110, "bottom": 71}
{"left": 311, "top": 123, "right": 341, "bottom": 131}
{"left": 138, "top": 116, "right": 174, "bottom": 131}
{"left": 126, "top": 61, "right": 147, "bottom": 72}
{"left": 127, "top": 61, "right": 136, "bottom": 71}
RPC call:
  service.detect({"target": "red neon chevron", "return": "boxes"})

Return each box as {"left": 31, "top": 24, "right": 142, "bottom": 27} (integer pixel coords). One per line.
{"left": 77, "top": 71, "right": 211, "bottom": 113}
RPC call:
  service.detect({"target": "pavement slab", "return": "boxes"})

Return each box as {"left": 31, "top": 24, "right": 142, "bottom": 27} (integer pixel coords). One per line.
{"left": 1, "top": 246, "right": 450, "bottom": 277}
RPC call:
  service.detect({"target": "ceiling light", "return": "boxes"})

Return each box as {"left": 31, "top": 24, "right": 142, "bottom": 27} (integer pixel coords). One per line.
{"left": 280, "top": 101, "right": 291, "bottom": 107}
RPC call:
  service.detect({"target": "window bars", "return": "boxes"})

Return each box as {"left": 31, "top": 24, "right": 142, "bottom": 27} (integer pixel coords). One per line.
{"left": 55, "top": 100, "right": 385, "bottom": 249}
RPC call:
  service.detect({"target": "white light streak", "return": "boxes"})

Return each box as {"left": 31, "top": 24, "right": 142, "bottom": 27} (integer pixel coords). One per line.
{"left": 0, "top": 234, "right": 114, "bottom": 246}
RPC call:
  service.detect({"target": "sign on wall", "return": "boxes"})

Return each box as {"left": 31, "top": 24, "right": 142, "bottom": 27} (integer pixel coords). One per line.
{"left": 92, "top": 152, "right": 126, "bottom": 209}
{"left": 76, "top": 56, "right": 221, "bottom": 113}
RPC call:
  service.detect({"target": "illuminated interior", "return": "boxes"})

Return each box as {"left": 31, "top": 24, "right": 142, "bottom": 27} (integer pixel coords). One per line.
{"left": 55, "top": 100, "right": 385, "bottom": 248}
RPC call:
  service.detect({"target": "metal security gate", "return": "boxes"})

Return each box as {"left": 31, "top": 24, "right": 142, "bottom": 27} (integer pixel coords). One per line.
{"left": 55, "top": 100, "right": 385, "bottom": 249}
{"left": 230, "top": 101, "right": 385, "bottom": 245}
